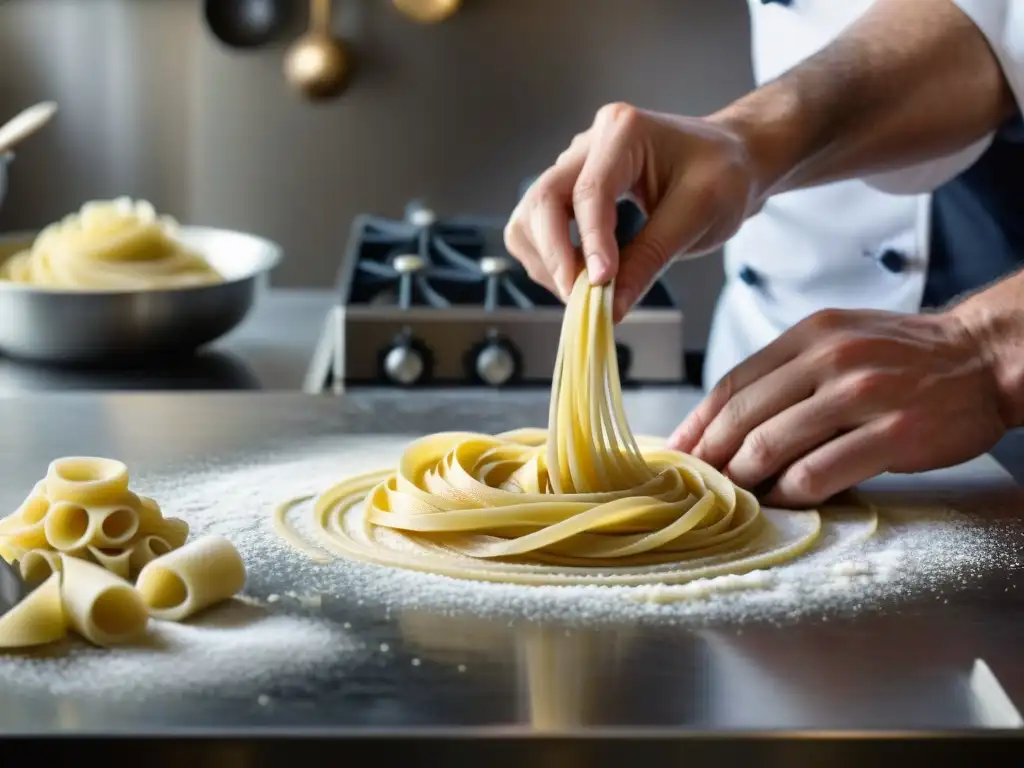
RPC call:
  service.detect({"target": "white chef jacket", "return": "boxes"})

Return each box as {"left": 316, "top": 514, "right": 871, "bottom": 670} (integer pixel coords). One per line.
{"left": 703, "top": 0, "right": 1024, "bottom": 390}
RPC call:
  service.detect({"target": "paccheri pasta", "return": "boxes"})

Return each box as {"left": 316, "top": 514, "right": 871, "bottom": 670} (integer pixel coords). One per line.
{"left": 136, "top": 537, "right": 247, "bottom": 623}
{"left": 0, "top": 457, "right": 188, "bottom": 585}
{"left": 0, "top": 573, "right": 66, "bottom": 649}
{"left": 0, "top": 457, "right": 246, "bottom": 650}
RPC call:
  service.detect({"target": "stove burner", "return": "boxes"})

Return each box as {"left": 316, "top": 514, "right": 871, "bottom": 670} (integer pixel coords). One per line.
{"left": 321, "top": 194, "right": 685, "bottom": 389}
{"left": 346, "top": 206, "right": 561, "bottom": 311}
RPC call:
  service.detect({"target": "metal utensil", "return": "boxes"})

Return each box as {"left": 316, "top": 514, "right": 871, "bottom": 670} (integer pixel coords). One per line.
{"left": 0, "top": 226, "right": 282, "bottom": 364}
{"left": 392, "top": 0, "right": 462, "bottom": 24}
{"left": 204, "top": 0, "right": 294, "bottom": 49}
{"left": 0, "top": 152, "right": 11, "bottom": 213}
{"left": 284, "top": 0, "right": 350, "bottom": 101}
{"left": 0, "top": 102, "right": 57, "bottom": 157}
{"left": 0, "top": 557, "right": 24, "bottom": 616}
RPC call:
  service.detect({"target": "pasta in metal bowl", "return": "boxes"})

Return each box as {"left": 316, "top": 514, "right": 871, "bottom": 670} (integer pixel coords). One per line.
{"left": 0, "top": 199, "right": 281, "bottom": 363}
{"left": 0, "top": 197, "right": 222, "bottom": 291}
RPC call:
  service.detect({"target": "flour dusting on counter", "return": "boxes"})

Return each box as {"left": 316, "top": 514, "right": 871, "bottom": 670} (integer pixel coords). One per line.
{"left": 129, "top": 436, "right": 1023, "bottom": 628}
{"left": 0, "top": 599, "right": 354, "bottom": 697}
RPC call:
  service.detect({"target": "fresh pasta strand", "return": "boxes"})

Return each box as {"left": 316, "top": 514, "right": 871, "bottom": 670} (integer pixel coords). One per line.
{"left": 0, "top": 573, "right": 67, "bottom": 649}
{"left": 0, "top": 542, "right": 25, "bottom": 566}
{"left": 135, "top": 536, "right": 246, "bottom": 622}
{"left": 156, "top": 518, "right": 190, "bottom": 550}
{"left": 127, "top": 535, "right": 173, "bottom": 577}
{"left": 46, "top": 457, "right": 130, "bottom": 506}
{"left": 136, "top": 496, "right": 165, "bottom": 533}
{"left": 43, "top": 501, "right": 97, "bottom": 552}
{"left": 19, "top": 548, "right": 64, "bottom": 586}
{"left": 60, "top": 555, "right": 148, "bottom": 647}
{"left": 3, "top": 495, "right": 49, "bottom": 550}
{"left": 87, "top": 547, "right": 132, "bottom": 581}
{"left": 274, "top": 273, "right": 844, "bottom": 587}
{"left": 88, "top": 504, "right": 140, "bottom": 548}
{"left": 0, "top": 197, "right": 222, "bottom": 290}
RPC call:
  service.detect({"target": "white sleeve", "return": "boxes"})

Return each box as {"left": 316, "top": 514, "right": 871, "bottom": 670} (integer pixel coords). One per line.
{"left": 864, "top": 0, "right": 1024, "bottom": 195}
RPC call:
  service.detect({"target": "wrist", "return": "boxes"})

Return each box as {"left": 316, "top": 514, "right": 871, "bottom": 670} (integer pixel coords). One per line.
{"left": 708, "top": 84, "right": 812, "bottom": 215}
{"left": 948, "top": 300, "right": 1024, "bottom": 429}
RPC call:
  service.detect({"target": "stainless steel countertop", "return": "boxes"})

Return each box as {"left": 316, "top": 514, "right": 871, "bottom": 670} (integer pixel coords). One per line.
{"left": 0, "top": 390, "right": 1022, "bottom": 749}
{"left": 1, "top": 292, "right": 1024, "bottom": 758}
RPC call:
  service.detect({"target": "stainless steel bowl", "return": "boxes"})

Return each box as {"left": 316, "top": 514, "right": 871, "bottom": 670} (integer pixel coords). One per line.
{"left": 0, "top": 225, "right": 282, "bottom": 363}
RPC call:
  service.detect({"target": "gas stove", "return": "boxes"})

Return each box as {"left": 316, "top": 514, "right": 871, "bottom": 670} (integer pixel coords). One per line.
{"left": 304, "top": 198, "right": 685, "bottom": 391}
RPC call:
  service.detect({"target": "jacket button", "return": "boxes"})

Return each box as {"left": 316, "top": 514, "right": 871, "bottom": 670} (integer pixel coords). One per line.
{"left": 878, "top": 249, "right": 906, "bottom": 273}
{"left": 738, "top": 265, "right": 762, "bottom": 286}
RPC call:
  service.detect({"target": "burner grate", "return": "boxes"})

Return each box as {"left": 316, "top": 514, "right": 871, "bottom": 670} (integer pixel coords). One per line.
{"left": 347, "top": 214, "right": 562, "bottom": 310}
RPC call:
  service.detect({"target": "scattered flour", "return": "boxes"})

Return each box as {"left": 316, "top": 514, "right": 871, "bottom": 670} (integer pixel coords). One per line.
{"left": 112, "top": 435, "right": 1024, "bottom": 629}
{"left": 15, "top": 435, "right": 1016, "bottom": 699}
{"left": 0, "top": 599, "right": 355, "bottom": 698}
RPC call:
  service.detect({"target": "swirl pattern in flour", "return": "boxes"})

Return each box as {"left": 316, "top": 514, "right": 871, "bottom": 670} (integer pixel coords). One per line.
{"left": 0, "top": 197, "right": 222, "bottom": 290}
{"left": 274, "top": 273, "right": 829, "bottom": 586}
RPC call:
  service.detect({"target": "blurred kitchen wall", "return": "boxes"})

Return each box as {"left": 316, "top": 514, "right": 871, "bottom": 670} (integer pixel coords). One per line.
{"left": 0, "top": 0, "right": 754, "bottom": 349}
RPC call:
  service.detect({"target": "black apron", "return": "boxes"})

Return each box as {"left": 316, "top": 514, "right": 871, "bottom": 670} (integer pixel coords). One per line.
{"left": 922, "top": 114, "right": 1024, "bottom": 308}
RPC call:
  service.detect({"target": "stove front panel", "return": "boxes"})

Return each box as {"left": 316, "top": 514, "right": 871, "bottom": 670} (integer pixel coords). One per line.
{"left": 338, "top": 308, "right": 685, "bottom": 386}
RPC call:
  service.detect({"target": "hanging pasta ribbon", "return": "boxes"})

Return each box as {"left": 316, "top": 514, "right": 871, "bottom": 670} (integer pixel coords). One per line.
{"left": 275, "top": 273, "right": 824, "bottom": 586}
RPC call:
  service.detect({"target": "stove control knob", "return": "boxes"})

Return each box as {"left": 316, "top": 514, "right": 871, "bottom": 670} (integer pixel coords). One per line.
{"left": 479, "top": 256, "right": 512, "bottom": 276}
{"left": 392, "top": 254, "right": 426, "bottom": 274}
{"left": 476, "top": 341, "right": 516, "bottom": 386}
{"left": 383, "top": 343, "right": 424, "bottom": 385}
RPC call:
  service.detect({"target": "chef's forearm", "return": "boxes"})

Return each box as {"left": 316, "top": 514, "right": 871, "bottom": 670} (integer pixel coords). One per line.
{"left": 712, "top": 0, "right": 1015, "bottom": 210}
{"left": 952, "top": 272, "right": 1024, "bottom": 429}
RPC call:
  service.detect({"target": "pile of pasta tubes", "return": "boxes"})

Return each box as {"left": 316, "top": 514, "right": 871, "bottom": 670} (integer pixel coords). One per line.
{"left": 0, "top": 457, "right": 246, "bottom": 649}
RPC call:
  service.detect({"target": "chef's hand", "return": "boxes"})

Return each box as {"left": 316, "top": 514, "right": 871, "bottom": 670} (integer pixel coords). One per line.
{"left": 503, "top": 103, "right": 758, "bottom": 321}
{"left": 669, "top": 309, "right": 1010, "bottom": 507}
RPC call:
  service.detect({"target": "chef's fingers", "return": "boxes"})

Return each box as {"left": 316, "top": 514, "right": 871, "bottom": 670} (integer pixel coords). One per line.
{"left": 722, "top": 387, "right": 852, "bottom": 491}
{"left": 530, "top": 199, "right": 580, "bottom": 300}
{"left": 504, "top": 199, "right": 556, "bottom": 296}
{"left": 505, "top": 173, "right": 569, "bottom": 299}
{"left": 671, "top": 333, "right": 801, "bottom": 455}
{"left": 556, "top": 131, "right": 591, "bottom": 168}
{"left": 521, "top": 159, "right": 586, "bottom": 300}
{"left": 524, "top": 139, "right": 592, "bottom": 301}
{"left": 684, "top": 357, "right": 816, "bottom": 470}
{"left": 612, "top": 181, "right": 714, "bottom": 322}
{"left": 573, "top": 104, "right": 646, "bottom": 287}
{"left": 762, "top": 417, "right": 896, "bottom": 508}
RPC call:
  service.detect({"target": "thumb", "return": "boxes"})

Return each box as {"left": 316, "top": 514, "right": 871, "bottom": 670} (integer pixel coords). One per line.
{"left": 613, "top": 189, "right": 710, "bottom": 322}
